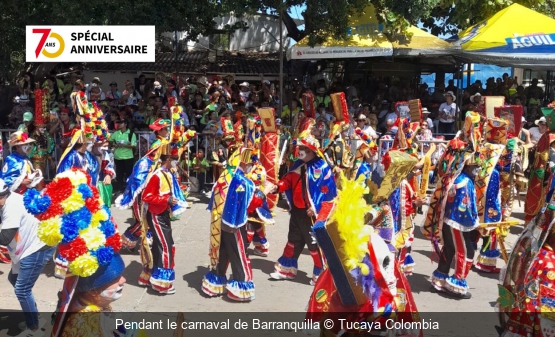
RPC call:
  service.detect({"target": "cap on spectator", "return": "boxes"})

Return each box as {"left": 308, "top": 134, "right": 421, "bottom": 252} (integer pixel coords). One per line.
{"left": 263, "top": 80, "right": 270, "bottom": 85}
{"left": 358, "top": 114, "right": 367, "bottom": 121}
{"left": 248, "top": 106, "right": 257, "bottom": 113}
{"left": 522, "top": 116, "right": 527, "bottom": 122}
{"left": 110, "top": 81, "right": 117, "bottom": 86}
{"left": 316, "top": 87, "right": 326, "bottom": 94}
{"left": 444, "top": 91, "right": 456, "bottom": 101}
{"left": 470, "top": 92, "right": 482, "bottom": 101}
{"left": 381, "top": 100, "right": 388, "bottom": 104}
{"left": 19, "top": 95, "right": 29, "bottom": 103}
{"left": 318, "top": 103, "right": 325, "bottom": 109}
{"left": 422, "top": 108, "right": 431, "bottom": 114}
{"left": 92, "top": 77, "right": 101, "bottom": 84}
{"left": 240, "top": 82, "right": 250, "bottom": 88}
{"left": 276, "top": 118, "right": 282, "bottom": 125}
{"left": 60, "top": 108, "right": 69, "bottom": 114}
{"left": 536, "top": 116, "right": 547, "bottom": 125}
{"left": 23, "top": 111, "right": 34, "bottom": 122}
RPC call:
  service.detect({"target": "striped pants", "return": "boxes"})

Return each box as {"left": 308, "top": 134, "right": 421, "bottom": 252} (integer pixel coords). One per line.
{"left": 437, "top": 225, "right": 476, "bottom": 279}
{"left": 215, "top": 227, "right": 252, "bottom": 283}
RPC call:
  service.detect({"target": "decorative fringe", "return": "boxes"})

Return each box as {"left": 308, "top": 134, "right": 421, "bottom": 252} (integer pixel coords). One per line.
{"left": 431, "top": 270, "right": 447, "bottom": 290}
{"left": 201, "top": 271, "right": 227, "bottom": 296}
{"left": 150, "top": 267, "right": 175, "bottom": 292}
{"left": 226, "top": 279, "right": 255, "bottom": 301}
{"left": 445, "top": 276, "right": 468, "bottom": 294}
{"left": 274, "top": 256, "right": 298, "bottom": 277}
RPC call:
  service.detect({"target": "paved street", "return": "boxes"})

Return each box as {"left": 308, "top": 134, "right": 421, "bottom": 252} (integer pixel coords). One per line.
{"left": 0, "top": 192, "right": 527, "bottom": 336}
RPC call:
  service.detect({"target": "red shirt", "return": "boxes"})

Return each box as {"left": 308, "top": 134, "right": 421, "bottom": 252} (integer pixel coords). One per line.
{"left": 142, "top": 169, "right": 172, "bottom": 214}
{"left": 278, "top": 170, "right": 306, "bottom": 209}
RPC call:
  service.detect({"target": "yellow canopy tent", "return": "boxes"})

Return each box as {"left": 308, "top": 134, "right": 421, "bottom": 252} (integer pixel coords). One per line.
{"left": 289, "top": 5, "right": 393, "bottom": 60}
{"left": 453, "top": 3, "right": 555, "bottom": 67}
{"left": 391, "top": 26, "right": 452, "bottom": 56}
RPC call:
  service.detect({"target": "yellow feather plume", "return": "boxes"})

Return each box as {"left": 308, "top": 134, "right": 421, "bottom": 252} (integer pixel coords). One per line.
{"left": 329, "top": 171, "right": 373, "bottom": 274}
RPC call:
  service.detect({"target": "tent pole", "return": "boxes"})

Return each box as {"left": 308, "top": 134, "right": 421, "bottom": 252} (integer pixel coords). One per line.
{"left": 466, "top": 63, "right": 472, "bottom": 89}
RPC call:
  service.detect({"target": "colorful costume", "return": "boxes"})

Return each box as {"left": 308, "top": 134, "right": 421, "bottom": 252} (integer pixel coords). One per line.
{"left": 54, "top": 93, "right": 110, "bottom": 279}
{"left": 22, "top": 170, "right": 138, "bottom": 337}
{"left": 271, "top": 135, "right": 337, "bottom": 284}
{"left": 307, "top": 173, "right": 422, "bottom": 337}
{"left": 1, "top": 132, "right": 42, "bottom": 194}
{"left": 116, "top": 120, "right": 170, "bottom": 249}
{"left": 246, "top": 162, "right": 274, "bottom": 257}
{"left": 202, "top": 149, "right": 259, "bottom": 301}
{"left": 498, "top": 199, "right": 555, "bottom": 336}
{"left": 138, "top": 113, "right": 187, "bottom": 294}
{"left": 474, "top": 118, "right": 508, "bottom": 273}
{"left": 30, "top": 88, "right": 54, "bottom": 178}
{"left": 259, "top": 108, "right": 280, "bottom": 211}
{"left": 97, "top": 150, "right": 116, "bottom": 207}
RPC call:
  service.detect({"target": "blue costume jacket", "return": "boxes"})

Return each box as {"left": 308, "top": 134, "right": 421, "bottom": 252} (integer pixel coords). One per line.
{"left": 117, "top": 156, "right": 154, "bottom": 208}
{"left": 285, "top": 157, "right": 337, "bottom": 215}
{"left": 222, "top": 169, "right": 255, "bottom": 229}
{"left": 1, "top": 152, "right": 32, "bottom": 191}
{"left": 57, "top": 149, "right": 100, "bottom": 185}
{"left": 484, "top": 168, "right": 502, "bottom": 223}
{"left": 444, "top": 171, "right": 479, "bottom": 231}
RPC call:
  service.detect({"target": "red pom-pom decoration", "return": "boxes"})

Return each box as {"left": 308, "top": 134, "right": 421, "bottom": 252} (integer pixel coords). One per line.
{"left": 45, "top": 177, "right": 74, "bottom": 203}
{"left": 58, "top": 237, "right": 88, "bottom": 261}
{"left": 382, "top": 152, "right": 391, "bottom": 171}
{"left": 105, "top": 233, "right": 122, "bottom": 252}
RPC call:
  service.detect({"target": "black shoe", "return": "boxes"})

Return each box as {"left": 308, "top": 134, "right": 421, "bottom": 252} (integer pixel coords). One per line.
{"left": 444, "top": 288, "right": 472, "bottom": 299}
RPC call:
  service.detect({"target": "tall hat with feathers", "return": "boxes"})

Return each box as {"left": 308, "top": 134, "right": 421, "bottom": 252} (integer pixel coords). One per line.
{"left": 160, "top": 97, "right": 187, "bottom": 158}
{"left": 221, "top": 116, "right": 235, "bottom": 140}
{"left": 311, "top": 172, "right": 395, "bottom": 309}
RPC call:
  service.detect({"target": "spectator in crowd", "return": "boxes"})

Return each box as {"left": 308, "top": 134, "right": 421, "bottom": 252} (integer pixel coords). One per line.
{"left": 87, "top": 83, "right": 104, "bottom": 102}
{"left": 106, "top": 81, "right": 121, "bottom": 101}
{"left": 314, "top": 87, "right": 331, "bottom": 108}
{"left": 190, "top": 148, "right": 210, "bottom": 194}
{"left": 122, "top": 80, "right": 141, "bottom": 106}
{"left": 137, "top": 74, "right": 148, "bottom": 97}
{"left": 529, "top": 116, "right": 548, "bottom": 144}
{"left": 18, "top": 72, "right": 36, "bottom": 100}
{"left": 10, "top": 95, "right": 33, "bottom": 128}
{"left": 110, "top": 118, "right": 137, "bottom": 195}
{"left": 438, "top": 91, "right": 459, "bottom": 134}
{"left": 0, "top": 179, "right": 56, "bottom": 336}
{"left": 133, "top": 99, "right": 148, "bottom": 127}
{"left": 445, "top": 79, "right": 458, "bottom": 96}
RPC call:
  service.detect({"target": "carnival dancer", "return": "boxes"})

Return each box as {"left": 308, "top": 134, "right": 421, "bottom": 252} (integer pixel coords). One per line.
{"left": 54, "top": 98, "right": 111, "bottom": 279}
{"left": 0, "top": 131, "right": 43, "bottom": 264}
{"left": 430, "top": 151, "right": 480, "bottom": 299}
{"left": 246, "top": 156, "right": 274, "bottom": 257}
{"left": 139, "top": 143, "right": 187, "bottom": 294}
{"left": 95, "top": 139, "right": 116, "bottom": 207}
{"left": 117, "top": 118, "right": 171, "bottom": 250}
{"left": 29, "top": 87, "right": 54, "bottom": 182}
{"left": 1, "top": 132, "right": 43, "bottom": 194}
{"left": 269, "top": 134, "right": 337, "bottom": 285}
{"left": 474, "top": 117, "right": 509, "bottom": 273}
{"left": 21, "top": 169, "right": 138, "bottom": 337}
{"left": 307, "top": 173, "right": 422, "bottom": 337}
{"left": 202, "top": 148, "right": 272, "bottom": 301}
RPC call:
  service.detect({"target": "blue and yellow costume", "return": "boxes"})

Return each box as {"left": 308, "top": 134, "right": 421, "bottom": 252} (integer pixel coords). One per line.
{"left": 202, "top": 148, "right": 258, "bottom": 301}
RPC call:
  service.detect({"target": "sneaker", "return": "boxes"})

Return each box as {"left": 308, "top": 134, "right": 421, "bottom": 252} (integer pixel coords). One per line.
{"left": 18, "top": 317, "right": 46, "bottom": 331}
{"left": 269, "top": 272, "right": 295, "bottom": 280}
{"left": 16, "top": 329, "right": 45, "bottom": 337}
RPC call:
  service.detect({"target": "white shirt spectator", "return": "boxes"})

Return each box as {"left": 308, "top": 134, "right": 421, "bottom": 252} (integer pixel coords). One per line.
{"left": 124, "top": 90, "right": 142, "bottom": 105}
{"left": 1, "top": 192, "right": 45, "bottom": 273}
{"left": 529, "top": 126, "right": 543, "bottom": 142}
{"left": 438, "top": 102, "right": 459, "bottom": 124}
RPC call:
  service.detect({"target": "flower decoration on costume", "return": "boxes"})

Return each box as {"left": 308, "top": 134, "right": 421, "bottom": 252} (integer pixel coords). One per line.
{"left": 73, "top": 91, "right": 109, "bottom": 143}
{"left": 23, "top": 168, "right": 121, "bottom": 277}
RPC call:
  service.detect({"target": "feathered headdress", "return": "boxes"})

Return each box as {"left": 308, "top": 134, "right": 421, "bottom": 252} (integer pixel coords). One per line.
{"left": 312, "top": 172, "right": 394, "bottom": 310}
{"left": 23, "top": 169, "right": 122, "bottom": 277}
